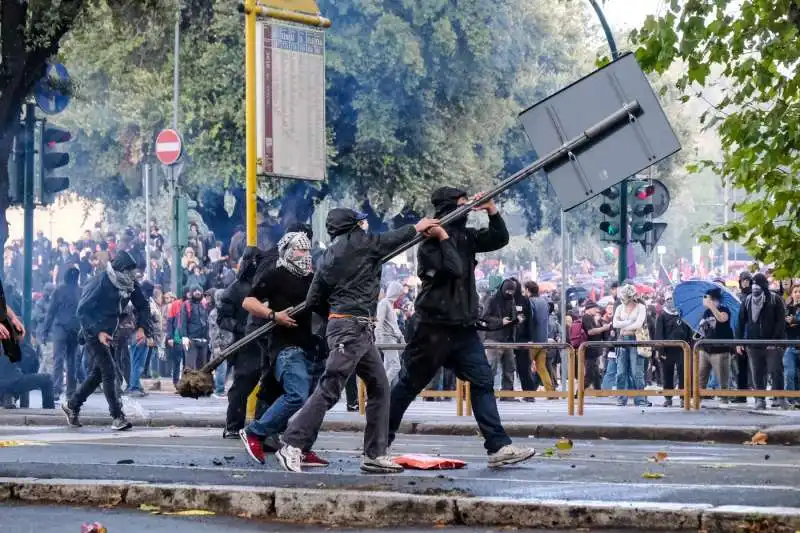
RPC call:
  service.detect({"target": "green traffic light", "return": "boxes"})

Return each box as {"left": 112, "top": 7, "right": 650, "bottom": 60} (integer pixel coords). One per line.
{"left": 600, "top": 221, "right": 620, "bottom": 236}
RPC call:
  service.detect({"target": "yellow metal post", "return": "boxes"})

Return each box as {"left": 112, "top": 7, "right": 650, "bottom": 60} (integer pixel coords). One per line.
{"left": 244, "top": 0, "right": 259, "bottom": 420}
{"left": 245, "top": 0, "right": 258, "bottom": 248}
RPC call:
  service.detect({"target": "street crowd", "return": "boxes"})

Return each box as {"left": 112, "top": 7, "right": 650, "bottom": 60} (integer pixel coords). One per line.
{"left": 0, "top": 202, "right": 798, "bottom": 455}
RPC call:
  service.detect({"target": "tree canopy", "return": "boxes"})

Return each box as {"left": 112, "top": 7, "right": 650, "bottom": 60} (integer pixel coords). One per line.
{"left": 631, "top": 0, "right": 800, "bottom": 277}
{"left": 56, "top": 0, "right": 597, "bottom": 241}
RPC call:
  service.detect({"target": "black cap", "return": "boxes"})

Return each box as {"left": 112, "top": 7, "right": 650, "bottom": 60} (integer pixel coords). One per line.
{"left": 752, "top": 272, "right": 769, "bottom": 290}
{"left": 110, "top": 250, "right": 137, "bottom": 272}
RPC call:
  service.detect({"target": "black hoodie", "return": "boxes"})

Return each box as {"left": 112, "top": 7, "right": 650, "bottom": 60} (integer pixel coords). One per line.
{"left": 415, "top": 187, "right": 510, "bottom": 327}
{"left": 307, "top": 208, "right": 417, "bottom": 318}
{"left": 42, "top": 267, "right": 82, "bottom": 339}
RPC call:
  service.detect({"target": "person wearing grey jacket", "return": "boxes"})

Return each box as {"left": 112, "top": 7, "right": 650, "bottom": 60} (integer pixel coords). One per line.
{"left": 376, "top": 282, "right": 406, "bottom": 387}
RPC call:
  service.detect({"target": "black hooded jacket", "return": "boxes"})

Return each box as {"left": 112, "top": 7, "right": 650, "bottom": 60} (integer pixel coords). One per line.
{"left": 76, "top": 251, "right": 153, "bottom": 339}
{"left": 217, "top": 246, "right": 263, "bottom": 335}
{"left": 736, "top": 273, "right": 786, "bottom": 340}
{"left": 42, "top": 267, "right": 81, "bottom": 339}
{"left": 415, "top": 187, "right": 510, "bottom": 327}
{"left": 306, "top": 208, "right": 417, "bottom": 318}
{"left": 482, "top": 278, "right": 529, "bottom": 342}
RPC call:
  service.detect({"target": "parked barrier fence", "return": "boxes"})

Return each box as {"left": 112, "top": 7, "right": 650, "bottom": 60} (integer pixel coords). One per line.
{"left": 355, "top": 342, "right": 576, "bottom": 416}
{"left": 692, "top": 339, "right": 800, "bottom": 409}
{"left": 577, "top": 340, "right": 692, "bottom": 416}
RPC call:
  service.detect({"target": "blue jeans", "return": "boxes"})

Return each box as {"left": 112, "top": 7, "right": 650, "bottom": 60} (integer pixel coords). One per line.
{"left": 246, "top": 346, "right": 323, "bottom": 438}
{"left": 784, "top": 347, "right": 799, "bottom": 402}
{"left": 389, "top": 324, "right": 512, "bottom": 453}
{"left": 128, "top": 341, "right": 150, "bottom": 392}
{"left": 616, "top": 336, "right": 647, "bottom": 405}
{"left": 214, "top": 359, "right": 228, "bottom": 395}
{"left": 601, "top": 355, "right": 622, "bottom": 390}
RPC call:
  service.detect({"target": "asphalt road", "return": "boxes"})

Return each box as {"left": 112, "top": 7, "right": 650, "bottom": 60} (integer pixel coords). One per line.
{"left": 0, "top": 426, "right": 798, "bottom": 507}
{"left": 0, "top": 503, "right": 676, "bottom": 533}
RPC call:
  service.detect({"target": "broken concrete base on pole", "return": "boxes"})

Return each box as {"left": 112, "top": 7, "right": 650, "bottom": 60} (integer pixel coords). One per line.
{"left": 1, "top": 478, "right": 799, "bottom": 532}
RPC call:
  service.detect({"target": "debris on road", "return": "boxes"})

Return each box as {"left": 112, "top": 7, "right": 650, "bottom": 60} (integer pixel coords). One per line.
{"left": 746, "top": 432, "right": 768, "bottom": 446}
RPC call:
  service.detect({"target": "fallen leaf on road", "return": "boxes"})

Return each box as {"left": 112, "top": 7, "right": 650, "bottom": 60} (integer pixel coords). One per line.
{"left": 745, "top": 432, "right": 768, "bottom": 446}
{"left": 649, "top": 451, "right": 669, "bottom": 463}
{"left": 138, "top": 504, "right": 160, "bottom": 512}
{"left": 555, "top": 438, "right": 574, "bottom": 453}
{"left": 541, "top": 448, "right": 556, "bottom": 457}
{"left": 163, "top": 510, "right": 216, "bottom": 516}
{"left": 642, "top": 472, "right": 665, "bottom": 479}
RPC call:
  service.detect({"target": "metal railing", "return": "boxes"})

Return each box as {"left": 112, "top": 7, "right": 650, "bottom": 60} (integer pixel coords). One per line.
{"left": 692, "top": 339, "right": 800, "bottom": 409}
{"left": 357, "top": 342, "right": 577, "bottom": 416}
{"left": 577, "top": 340, "right": 692, "bottom": 416}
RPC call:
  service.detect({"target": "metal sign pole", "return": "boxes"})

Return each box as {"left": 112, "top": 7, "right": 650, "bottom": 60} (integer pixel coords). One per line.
{"left": 144, "top": 163, "right": 152, "bottom": 281}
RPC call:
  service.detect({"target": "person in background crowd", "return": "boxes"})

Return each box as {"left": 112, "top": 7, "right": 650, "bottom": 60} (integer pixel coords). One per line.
{"left": 127, "top": 281, "right": 161, "bottom": 397}
{"left": 582, "top": 301, "right": 610, "bottom": 390}
{"left": 0, "top": 341, "right": 54, "bottom": 409}
{"left": 523, "top": 281, "right": 551, "bottom": 399}
{"left": 698, "top": 286, "right": 734, "bottom": 401}
{"left": 41, "top": 266, "right": 82, "bottom": 399}
{"left": 654, "top": 291, "right": 693, "bottom": 407}
{"left": 737, "top": 273, "right": 787, "bottom": 409}
{"left": 180, "top": 286, "right": 210, "bottom": 371}
{"left": 208, "top": 289, "right": 232, "bottom": 399}
{"left": 165, "top": 293, "right": 184, "bottom": 386}
{"left": 600, "top": 302, "right": 618, "bottom": 390}
{"left": 62, "top": 251, "right": 153, "bottom": 431}
{"left": 784, "top": 283, "right": 800, "bottom": 407}
{"left": 482, "top": 279, "right": 525, "bottom": 396}
{"left": 732, "top": 271, "right": 754, "bottom": 403}
{"left": 375, "top": 281, "right": 406, "bottom": 389}
{"left": 613, "top": 284, "right": 648, "bottom": 407}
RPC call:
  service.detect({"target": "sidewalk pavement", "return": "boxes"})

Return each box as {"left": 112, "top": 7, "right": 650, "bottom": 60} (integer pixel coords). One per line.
{"left": 3, "top": 388, "right": 800, "bottom": 444}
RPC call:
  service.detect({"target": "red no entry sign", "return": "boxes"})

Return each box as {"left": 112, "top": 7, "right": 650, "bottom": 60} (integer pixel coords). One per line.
{"left": 155, "top": 129, "right": 183, "bottom": 166}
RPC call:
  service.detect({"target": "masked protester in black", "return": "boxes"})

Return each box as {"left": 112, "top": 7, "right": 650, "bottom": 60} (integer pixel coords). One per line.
{"left": 62, "top": 251, "right": 153, "bottom": 431}
{"left": 275, "top": 208, "right": 438, "bottom": 474}
{"left": 388, "top": 187, "right": 536, "bottom": 468}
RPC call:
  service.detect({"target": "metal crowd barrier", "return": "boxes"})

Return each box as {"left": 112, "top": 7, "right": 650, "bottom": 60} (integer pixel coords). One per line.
{"left": 577, "top": 340, "right": 692, "bottom": 416}
{"left": 358, "top": 342, "right": 576, "bottom": 416}
{"left": 692, "top": 339, "right": 800, "bottom": 409}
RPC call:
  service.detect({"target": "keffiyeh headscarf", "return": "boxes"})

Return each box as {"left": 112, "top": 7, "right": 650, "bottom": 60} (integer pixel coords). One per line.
{"left": 277, "top": 232, "right": 312, "bottom": 277}
{"left": 618, "top": 284, "right": 638, "bottom": 304}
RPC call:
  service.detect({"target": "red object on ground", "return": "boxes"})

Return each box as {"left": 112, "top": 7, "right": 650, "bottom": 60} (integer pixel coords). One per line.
{"left": 81, "top": 523, "right": 107, "bottom": 533}
{"left": 392, "top": 454, "right": 467, "bottom": 470}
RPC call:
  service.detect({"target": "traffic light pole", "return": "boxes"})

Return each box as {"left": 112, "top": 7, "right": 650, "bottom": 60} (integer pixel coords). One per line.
{"left": 22, "top": 103, "right": 35, "bottom": 336}
{"left": 589, "top": 0, "right": 627, "bottom": 284}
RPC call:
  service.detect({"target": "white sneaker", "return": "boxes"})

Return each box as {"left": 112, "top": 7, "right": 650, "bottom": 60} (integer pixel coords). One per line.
{"left": 275, "top": 445, "right": 303, "bottom": 473}
{"left": 361, "top": 455, "right": 403, "bottom": 474}
{"left": 488, "top": 445, "right": 536, "bottom": 468}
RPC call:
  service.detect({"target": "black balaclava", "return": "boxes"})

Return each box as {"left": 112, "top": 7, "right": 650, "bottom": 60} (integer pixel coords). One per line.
{"left": 739, "top": 271, "right": 753, "bottom": 296}
{"left": 751, "top": 272, "right": 769, "bottom": 297}
{"left": 501, "top": 279, "right": 516, "bottom": 300}
{"left": 430, "top": 187, "right": 468, "bottom": 228}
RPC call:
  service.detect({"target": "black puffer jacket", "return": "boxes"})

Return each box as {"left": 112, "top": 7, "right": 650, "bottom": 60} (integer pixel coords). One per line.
{"left": 307, "top": 208, "right": 417, "bottom": 318}
{"left": 415, "top": 187, "right": 509, "bottom": 327}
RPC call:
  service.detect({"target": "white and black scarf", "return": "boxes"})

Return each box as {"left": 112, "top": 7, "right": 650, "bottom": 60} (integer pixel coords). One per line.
{"left": 277, "top": 232, "right": 312, "bottom": 277}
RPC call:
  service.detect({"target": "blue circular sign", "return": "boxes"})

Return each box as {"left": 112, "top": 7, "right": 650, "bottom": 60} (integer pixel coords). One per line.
{"left": 34, "top": 63, "right": 71, "bottom": 115}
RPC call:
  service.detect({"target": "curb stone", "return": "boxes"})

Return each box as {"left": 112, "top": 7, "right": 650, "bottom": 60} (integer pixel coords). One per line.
{"left": 456, "top": 498, "right": 708, "bottom": 530}
{"left": 701, "top": 505, "right": 800, "bottom": 533}
{"left": 2, "top": 478, "right": 799, "bottom": 530}
{"left": 274, "top": 488, "right": 455, "bottom": 526}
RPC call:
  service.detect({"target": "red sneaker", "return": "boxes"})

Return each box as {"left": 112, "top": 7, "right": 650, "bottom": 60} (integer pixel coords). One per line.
{"left": 302, "top": 450, "right": 329, "bottom": 467}
{"left": 239, "top": 429, "right": 265, "bottom": 464}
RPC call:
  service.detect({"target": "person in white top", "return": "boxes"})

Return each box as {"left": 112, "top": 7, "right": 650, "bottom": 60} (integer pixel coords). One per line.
{"left": 612, "top": 284, "right": 648, "bottom": 407}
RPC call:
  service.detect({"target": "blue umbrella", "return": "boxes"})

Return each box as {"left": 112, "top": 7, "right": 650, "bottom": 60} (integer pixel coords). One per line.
{"left": 673, "top": 281, "right": 741, "bottom": 334}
